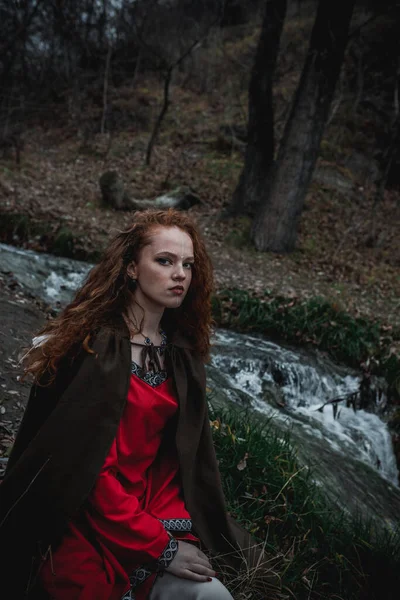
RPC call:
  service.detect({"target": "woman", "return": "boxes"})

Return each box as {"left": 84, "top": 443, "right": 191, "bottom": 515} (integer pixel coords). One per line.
{"left": 0, "top": 209, "right": 240, "bottom": 600}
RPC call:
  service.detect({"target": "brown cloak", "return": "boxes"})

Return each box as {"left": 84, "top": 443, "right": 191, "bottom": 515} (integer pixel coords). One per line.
{"left": 0, "top": 317, "right": 240, "bottom": 598}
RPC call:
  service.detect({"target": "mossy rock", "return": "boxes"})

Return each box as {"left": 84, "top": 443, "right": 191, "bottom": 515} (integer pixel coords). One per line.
{"left": 52, "top": 227, "right": 75, "bottom": 258}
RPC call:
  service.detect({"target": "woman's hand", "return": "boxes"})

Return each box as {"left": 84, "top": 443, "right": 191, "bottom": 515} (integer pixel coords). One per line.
{"left": 165, "top": 541, "right": 216, "bottom": 581}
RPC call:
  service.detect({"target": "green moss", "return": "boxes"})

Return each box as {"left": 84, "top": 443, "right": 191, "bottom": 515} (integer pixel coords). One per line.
{"left": 53, "top": 227, "right": 75, "bottom": 258}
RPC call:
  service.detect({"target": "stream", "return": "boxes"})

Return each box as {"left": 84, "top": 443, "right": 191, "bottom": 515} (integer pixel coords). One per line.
{"left": 1, "top": 242, "right": 399, "bottom": 529}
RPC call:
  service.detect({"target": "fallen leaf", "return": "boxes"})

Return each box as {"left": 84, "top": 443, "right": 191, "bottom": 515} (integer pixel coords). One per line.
{"left": 237, "top": 452, "right": 249, "bottom": 471}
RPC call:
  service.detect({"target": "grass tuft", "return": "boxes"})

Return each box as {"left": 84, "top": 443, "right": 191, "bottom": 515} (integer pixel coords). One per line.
{"left": 211, "top": 402, "right": 400, "bottom": 599}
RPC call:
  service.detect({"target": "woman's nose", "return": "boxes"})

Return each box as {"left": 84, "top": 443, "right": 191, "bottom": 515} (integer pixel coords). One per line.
{"left": 172, "top": 264, "right": 186, "bottom": 280}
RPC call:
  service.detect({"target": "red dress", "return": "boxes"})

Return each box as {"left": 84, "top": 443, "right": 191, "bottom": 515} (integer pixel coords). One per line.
{"left": 41, "top": 362, "right": 198, "bottom": 600}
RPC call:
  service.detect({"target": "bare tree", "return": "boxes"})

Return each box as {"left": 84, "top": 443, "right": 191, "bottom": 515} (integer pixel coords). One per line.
{"left": 226, "top": 0, "right": 287, "bottom": 217}
{"left": 0, "top": 0, "right": 44, "bottom": 88}
{"left": 252, "top": 0, "right": 356, "bottom": 252}
{"left": 139, "top": 1, "right": 222, "bottom": 165}
{"left": 101, "top": 42, "right": 113, "bottom": 135}
{"left": 145, "top": 38, "right": 204, "bottom": 166}
{"left": 369, "top": 57, "right": 400, "bottom": 246}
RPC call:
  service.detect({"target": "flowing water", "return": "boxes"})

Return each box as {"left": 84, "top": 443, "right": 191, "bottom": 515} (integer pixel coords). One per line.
{"left": 0, "top": 243, "right": 92, "bottom": 307}
{"left": 1, "top": 242, "right": 400, "bottom": 527}
{"left": 208, "top": 329, "right": 397, "bottom": 486}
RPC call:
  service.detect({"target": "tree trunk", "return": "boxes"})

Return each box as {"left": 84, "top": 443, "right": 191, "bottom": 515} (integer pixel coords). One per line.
{"left": 227, "top": 0, "right": 287, "bottom": 217}
{"left": 101, "top": 43, "right": 113, "bottom": 134}
{"left": 369, "top": 62, "right": 400, "bottom": 246}
{"left": 145, "top": 67, "right": 172, "bottom": 165}
{"left": 252, "top": 0, "right": 356, "bottom": 252}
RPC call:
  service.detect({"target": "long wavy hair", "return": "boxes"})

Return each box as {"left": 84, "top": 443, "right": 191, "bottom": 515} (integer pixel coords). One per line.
{"left": 24, "top": 209, "right": 214, "bottom": 382}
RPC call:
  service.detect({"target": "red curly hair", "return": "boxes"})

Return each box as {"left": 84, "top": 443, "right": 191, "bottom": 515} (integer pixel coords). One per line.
{"left": 24, "top": 209, "right": 214, "bottom": 382}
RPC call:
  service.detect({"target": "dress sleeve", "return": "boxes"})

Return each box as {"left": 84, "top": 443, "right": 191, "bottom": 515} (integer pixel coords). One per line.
{"left": 86, "top": 437, "right": 177, "bottom": 574}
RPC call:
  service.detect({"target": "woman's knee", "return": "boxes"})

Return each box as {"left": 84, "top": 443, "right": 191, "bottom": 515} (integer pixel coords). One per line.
{"left": 150, "top": 573, "right": 234, "bottom": 600}
{"left": 198, "top": 577, "right": 234, "bottom": 599}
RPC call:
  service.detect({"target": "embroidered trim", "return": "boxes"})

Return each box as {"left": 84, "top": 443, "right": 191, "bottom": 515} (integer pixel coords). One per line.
{"left": 157, "top": 536, "right": 178, "bottom": 571}
{"left": 160, "top": 518, "right": 192, "bottom": 532}
{"left": 123, "top": 537, "right": 178, "bottom": 598}
{"left": 128, "top": 565, "right": 152, "bottom": 589}
{"left": 131, "top": 361, "right": 168, "bottom": 387}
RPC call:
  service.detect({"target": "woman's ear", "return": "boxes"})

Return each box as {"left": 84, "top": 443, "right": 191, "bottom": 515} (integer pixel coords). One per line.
{"left": 127, "top": 262, "right": 137, "bottom": 279}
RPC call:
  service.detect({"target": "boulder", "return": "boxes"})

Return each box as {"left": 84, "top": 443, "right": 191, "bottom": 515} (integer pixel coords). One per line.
{"left": 99, "top": 171, "right": 135, "bottom": 210}
{"left": 313, "top": 164, "right": 354, "bottom": 194}
{"left": 131, "top": 186, "right": 201, "bottom": 212}
{"left": 344, "top": 151, "right": 380, "bottom": 184}
{"left": 99, "top": 173, "right": 200, "bottom": 212}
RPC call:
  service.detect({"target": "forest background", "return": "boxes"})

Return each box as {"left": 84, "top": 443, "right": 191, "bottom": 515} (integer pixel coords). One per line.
{"left": 1, "top": 0, "right": 400, "bottom": 598}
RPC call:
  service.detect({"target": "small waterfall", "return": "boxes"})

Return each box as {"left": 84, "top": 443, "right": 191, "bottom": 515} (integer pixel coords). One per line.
{"left": 209, "top": 329, "right": 398, "bottom": 487}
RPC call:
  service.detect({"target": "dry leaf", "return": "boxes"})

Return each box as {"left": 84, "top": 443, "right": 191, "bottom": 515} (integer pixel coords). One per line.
{"left": 237, "top": 452, "right": 249, "bottom": 471}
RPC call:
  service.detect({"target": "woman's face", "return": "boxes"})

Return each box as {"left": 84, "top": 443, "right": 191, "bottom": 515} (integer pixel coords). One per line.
{"left": 127, "top": 226, "right": 194, "bottom": 311}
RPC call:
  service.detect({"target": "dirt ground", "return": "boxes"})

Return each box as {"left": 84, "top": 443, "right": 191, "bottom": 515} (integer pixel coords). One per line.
{"left": 1, "top": 119, "right": 399, "bottom": 329}
{"left": 0, "top": 273, "right": 48, "bottom": 473}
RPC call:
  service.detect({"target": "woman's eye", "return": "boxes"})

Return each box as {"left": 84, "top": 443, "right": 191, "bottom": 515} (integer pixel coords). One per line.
{"left": 184, "top": 262, "right": 194, "bottom": 269}
{"left": 156, "top": 257, "right": 171, "bottom": 265}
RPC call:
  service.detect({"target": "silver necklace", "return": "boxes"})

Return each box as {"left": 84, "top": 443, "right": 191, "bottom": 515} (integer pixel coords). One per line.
{"left": 137, "top": 329, "right": 167, "bottom": 355}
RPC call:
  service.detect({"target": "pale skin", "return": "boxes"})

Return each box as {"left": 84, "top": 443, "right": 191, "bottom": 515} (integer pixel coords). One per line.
{"left": 124, "top": 226, "right": 216, "bottom": 582}
{"left": 126, "top": 226, "right": 194, "bottom": 365}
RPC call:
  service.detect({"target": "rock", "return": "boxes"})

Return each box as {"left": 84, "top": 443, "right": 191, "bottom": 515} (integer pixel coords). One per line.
{"left": 99, "top": 176, "right": 200, "bottom": 212}
{"left": 205, "top": 365, "right": 251, "bottom": 408}
{"left": 0, "top": 283, "right": 47, "bottom": 463}
{"left": 99, "top": 171, "right": 135, "bottom": 210}
{"left": 131, "top": 186, "right": 201, "bottom": 212}
{"left": 313, "top": 165, "right": 354, "bottom": 194}
{"left": 154, "top": 186, "right": 201, "bottom": 210}
{"left": 314, "top": 153, "right": 381, "bottom": 195}
{"left": 344, "top": 151, "right": 380, "bottom": 184}
{"left": 261, "top": 380, "right": 286, "bottom": 409}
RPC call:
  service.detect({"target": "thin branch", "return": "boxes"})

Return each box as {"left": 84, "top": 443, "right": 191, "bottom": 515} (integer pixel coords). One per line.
{"left": 315, "top": 391, "right": 359, "bottom": 413}
{"left": 144, "top": 12, "right": 222, "bottom": 165}
{"left": 101, "top": 44, "right": 112, "bottom": 134}
{"left": 170, "top": 36, "right": 202, "bottom": 70}
{"left": 0, "top": 0, "right": 44, "bottom": 57}
{"left": 145, "top": 67, "right": 173, "bottom": 165}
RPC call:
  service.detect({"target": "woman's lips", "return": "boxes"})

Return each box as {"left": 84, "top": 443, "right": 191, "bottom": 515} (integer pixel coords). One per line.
{"left": 170, "top": 286, "right": 184, "bottom": 295}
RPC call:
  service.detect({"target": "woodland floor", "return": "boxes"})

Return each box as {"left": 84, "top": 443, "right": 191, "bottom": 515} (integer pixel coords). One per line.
{"left": 1, "top": 90, "right": 399, "bottom": 329}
